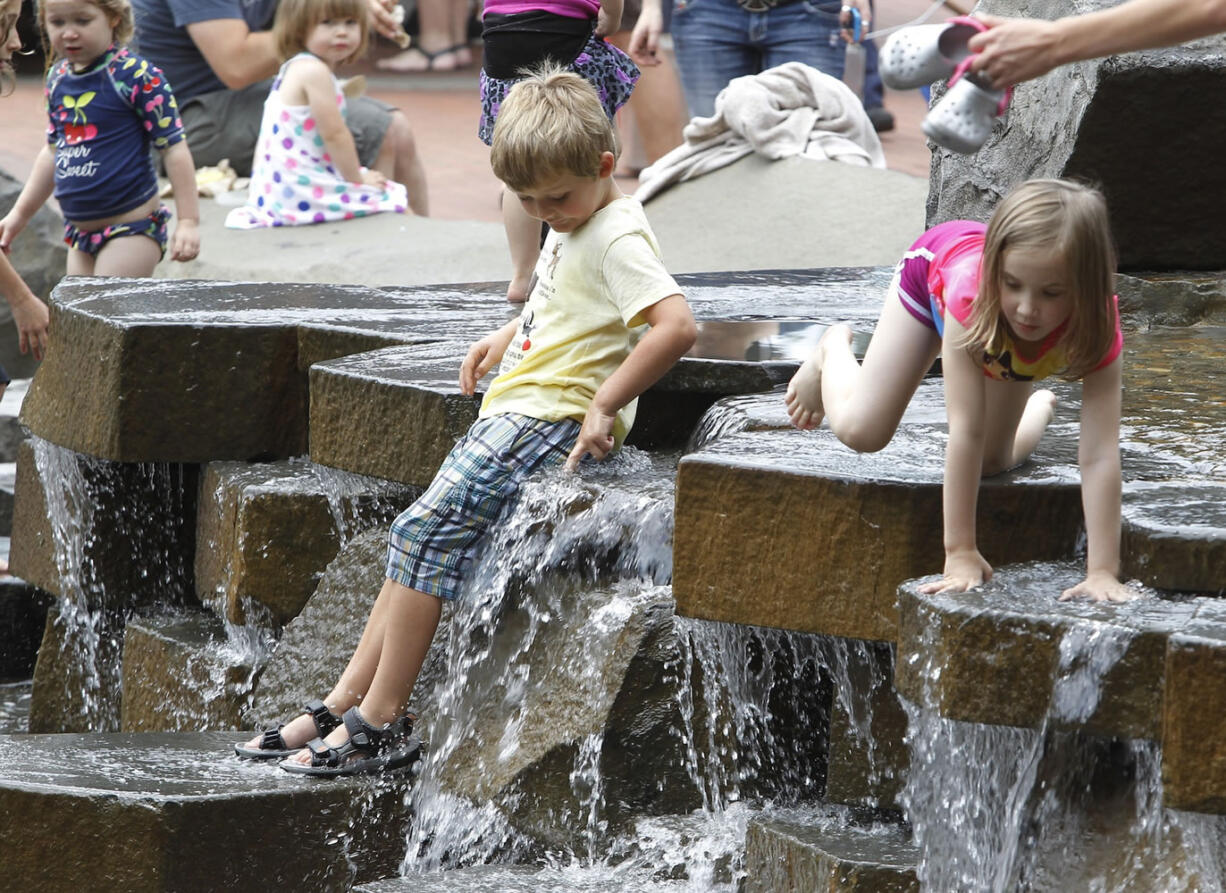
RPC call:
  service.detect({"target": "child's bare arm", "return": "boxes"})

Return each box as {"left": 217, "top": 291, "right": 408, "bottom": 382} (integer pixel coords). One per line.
{"left": 0, "top": 251, "right": 49, "bottom": 361}
{"left": 459, "top": 317, "right": 521, "bottom": 395}
{"left": 597, "top": 0, "right": 624, "bottom": 36}
{"left": 298, "top": 58, "right": 366, "bottom": 184}
{"left": 565, "top": 294, "right": 696, "bottom": 470}
{"left": 162, "top": 140, "right": 200, "bottom": 263}
{"left": 919, "top": 317, "right": 994, "bottom": 594}
{"left": 0, "top": 145, "right": 55, "bottom": 251}
{"left": 1060, "top": 355, "right": 1132, "bottom": 602}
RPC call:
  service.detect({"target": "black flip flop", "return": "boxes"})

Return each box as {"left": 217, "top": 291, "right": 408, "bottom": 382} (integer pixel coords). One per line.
{"left": 234, "top": 699, "right": 342, "bottom": 760}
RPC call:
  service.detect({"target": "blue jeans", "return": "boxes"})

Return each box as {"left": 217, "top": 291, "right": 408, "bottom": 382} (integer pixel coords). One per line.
{"left": 671, "top": 0, "right": 846, "bottom": 118}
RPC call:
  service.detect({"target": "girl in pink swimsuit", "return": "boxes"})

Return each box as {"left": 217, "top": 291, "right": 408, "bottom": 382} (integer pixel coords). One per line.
{"left": 785, "top": 179, "right": 1131, "bottom": 603}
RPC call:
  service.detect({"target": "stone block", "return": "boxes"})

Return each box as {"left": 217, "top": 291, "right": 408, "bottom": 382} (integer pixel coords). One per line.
{"left": 928, "top": 5, "right": 1226, "bottom": 271}
{"left": 896, "top": 562, "right": 1195, "bottom": 739}
{"left": 0, "top": 731, "right": 413, "bottom": 890}
{"left": 309, "top": 342, "right": 482, "bottom": 487}
{"left": 674, "top": 380, "right": 1084, "bottom": 642}
{"left": 120, "top": 612, "right": 258, "bottom": 732}
{"left": 1122, "top": 482, "right": 1226, "bottom": 595}
{"left": 1115, "top": 272, "right": 1226, "bottom": 329}
{"left": 196, "top": 459, "right": 417, "bottom": 625}
{"left": 1162, "top": 599, "right": 1226, "bottom": 814}
{"left": 29, "top": 600, "right": 124, "bottom": 732}
{"left": 825, "top": 640, "right": 909, "bottom": 812}
{"left": 358, "top": 866, "right": 626, "bottom": 891}
{"left": 0, "top": 575, "right": 52, "bottom": 680}
{"left": 10, "top": 438, "right": 197, "bottom": 607}
{"left": 744, "top": 818, "right": 919, "bottom": 893}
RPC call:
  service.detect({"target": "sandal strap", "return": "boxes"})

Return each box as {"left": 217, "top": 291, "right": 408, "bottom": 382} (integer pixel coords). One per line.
{"left": 304, "top": 699, "right": 342, "bottom": 737}
{"left": 258, "top": 726, "right": 287, "bottom": 751}
{"left": 306, "top": 736, "right": 341, "bottom": 767}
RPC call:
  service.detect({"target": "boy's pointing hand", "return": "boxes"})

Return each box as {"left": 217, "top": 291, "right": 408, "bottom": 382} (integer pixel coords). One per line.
{"left": 565, "top": 407, "right": 617, "bottom": 471}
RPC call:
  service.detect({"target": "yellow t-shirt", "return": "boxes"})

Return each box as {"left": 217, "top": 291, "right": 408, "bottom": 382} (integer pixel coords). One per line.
{"left": 480, "top": 197, "right": 681, "bottom": 446}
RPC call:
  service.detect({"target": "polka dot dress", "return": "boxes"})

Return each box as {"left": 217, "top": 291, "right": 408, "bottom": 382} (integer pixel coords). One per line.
{"left": 226, "top": 54, "right": 408, "bottom": 229}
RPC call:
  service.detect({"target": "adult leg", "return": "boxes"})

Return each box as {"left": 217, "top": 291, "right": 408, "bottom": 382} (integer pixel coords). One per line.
{"left": 760, "top": 1, "right": 844, "bottom": 78}
{"left": 179, "top": 82, "right": 270, "bottom": 177}
{"left": 503, "top": 184, "right": 541, "bottom": 303}
{"left": 980, "top": 381, "right": 1056, "bottom": 475}
{"left": 93, "top": 235, "right": 163, "bottom": 278}
{"left": 606, "top": 30, "right": 687, "bottom": 165}
{"left": 375, "top": 111, "right": 430, "bottom": 216}
{"left": 786, "top": 287, "right": 940, "bottom": 452}
{"left": 286, "top": 580, "right": 441, "bottom": 763}
{"left": 378, "top": 0, "right": 466, "bottom": 71}
{"left": 670, "top": 0, "right": 759, "bottom": 118}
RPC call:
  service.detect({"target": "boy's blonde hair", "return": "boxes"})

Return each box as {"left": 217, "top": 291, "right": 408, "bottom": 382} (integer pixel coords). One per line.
{"left": 273, "top": 0, "right": 369, "bottom": 65}
{"left": 966, "top": 178, "right": 1117, "bottom": 381}
{"left": 40, "top": 0, "right": 134, "bottom": 51}
{"left": 490, "top": 64, "right": 619, "bottom": 192}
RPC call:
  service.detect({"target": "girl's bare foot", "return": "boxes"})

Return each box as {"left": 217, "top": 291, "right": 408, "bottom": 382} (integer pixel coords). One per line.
{"left": 784, "top": 324, "right": 853, "bottom": 430}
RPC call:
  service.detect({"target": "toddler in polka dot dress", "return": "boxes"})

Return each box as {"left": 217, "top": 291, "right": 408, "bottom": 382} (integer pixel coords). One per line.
{"left": 226, "top": 0, "right": 409, "bottom": 229}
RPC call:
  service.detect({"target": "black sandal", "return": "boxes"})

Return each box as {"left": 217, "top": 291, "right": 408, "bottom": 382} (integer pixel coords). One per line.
{"left": 233, "top": 699, "right": 343, "bottom": 760}
{"left": 279, "top": 707, "right": 421, "bottom": 777}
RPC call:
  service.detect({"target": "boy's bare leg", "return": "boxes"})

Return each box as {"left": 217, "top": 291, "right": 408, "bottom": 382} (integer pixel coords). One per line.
{"left": 93, "top": 235, "right": 162, "bottom": 278}
{"left": 243, "top": 576, "right": 399, "bottom": 751}
{"left": 287, "top": 580, "right": 442, "bottom": 763}
{"left": 786, "top": 294, "right": 940, "bottom": 453}
{"left": 502, "top": 184, "right": 540, "bottom": 304}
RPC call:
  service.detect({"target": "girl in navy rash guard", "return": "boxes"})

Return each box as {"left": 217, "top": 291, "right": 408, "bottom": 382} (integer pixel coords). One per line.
{"left": 0, "top": 0, "right": 201, "bottom": 278}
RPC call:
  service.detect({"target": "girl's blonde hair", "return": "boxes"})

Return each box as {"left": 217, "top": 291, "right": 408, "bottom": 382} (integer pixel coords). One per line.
{"left": 966, "top": 178, "right": 1117, "bottom": 381}
{"left": 40, "top": 0, "right": 134, "bottom": 51}
{"left": 273, "top": 0, "right": 369, "bottom": 65}
{"left": 490, "top": 64, "right": 619, "bottom": 192}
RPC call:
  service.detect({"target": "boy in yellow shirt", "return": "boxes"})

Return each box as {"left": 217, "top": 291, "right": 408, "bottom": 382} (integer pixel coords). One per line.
{"left": 237, "top": 65, "right": 697, "bottom": 775}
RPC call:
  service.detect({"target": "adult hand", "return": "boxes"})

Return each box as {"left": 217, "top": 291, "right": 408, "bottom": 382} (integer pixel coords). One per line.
{"left": 917, "top": 548, "right": 994, "bottom": 594}
{"left": 565, "top": 405, "right": 616, "bottom": 471}
{"left": 1059, "top": 571, "right": 1138, "bottom": 603}
{"left": 367, "top": 0, "right": 402, "bottom": 41}
{"left": 968, "top": 14, "right": 1065, "bottom": 88}
{"left": 840, "top": 0, "right": 871, "bottom": 43}
{"left": 628, "top": 3, "right": 664, "bottom": 65}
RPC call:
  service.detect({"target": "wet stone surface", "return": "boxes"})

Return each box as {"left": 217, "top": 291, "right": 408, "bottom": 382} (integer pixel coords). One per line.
{"left": 674, "top": 380, "right": 1084, "bottom": 642}
{"left": 0, "top": 731, "right": 415, "bottom": 890}
{"left": 0, "top": 575, "right": 51, "bottom": 680}
{"left": 1162, "top": 597, "right": 1226, "bottom": 813}
{"left": 120, "top": 611, "right": 258, "bottom": 733}
{"left": 196, "top": 458, "right": 417, "bottom": 624}
{"left": 743, "top": 818, "right": 919, "bottom": 893}
{"left": 25, "top": 270, "right": 895, "bottom": 465}
{"left": 357, "top": 866, "right": 633, "bottom": 892}
{"left": 897, "top": 561, "right": 1201, "bottom": 740}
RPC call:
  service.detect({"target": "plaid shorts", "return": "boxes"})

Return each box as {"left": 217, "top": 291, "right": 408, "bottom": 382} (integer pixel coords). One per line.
{"left": 386, "top": 413, "right": 580, "bottom": 600}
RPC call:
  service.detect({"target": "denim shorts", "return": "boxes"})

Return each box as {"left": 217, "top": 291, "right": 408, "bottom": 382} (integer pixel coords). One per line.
{"left": 670, "top": 0, "right": 845, "bottom": 118}
{"left": 385, "top": 413, "right": 580, "bottom": 600}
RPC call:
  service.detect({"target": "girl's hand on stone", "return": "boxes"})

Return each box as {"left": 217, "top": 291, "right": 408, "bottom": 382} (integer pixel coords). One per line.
{"left": 170, "top": 219, "right": 200, "bottom": 262}
{"left": 919, "top": 549, "right": 993, "bottom": 594}
{"left": 1059, "top": 571, "right": 1137, "bottom": 603}
{"left": 565, "top": 407, "right": 616, "bottom": 471}
{"left": 10, "top": 290, "right": 49, "bottom": 361}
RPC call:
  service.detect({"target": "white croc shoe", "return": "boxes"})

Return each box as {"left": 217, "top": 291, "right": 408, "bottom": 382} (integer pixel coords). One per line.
{"left": 921, "top": 58, "right": 1011, "bottom": 154}
{"left": 879, "top": 16, "right": 986, "bottom": 91}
